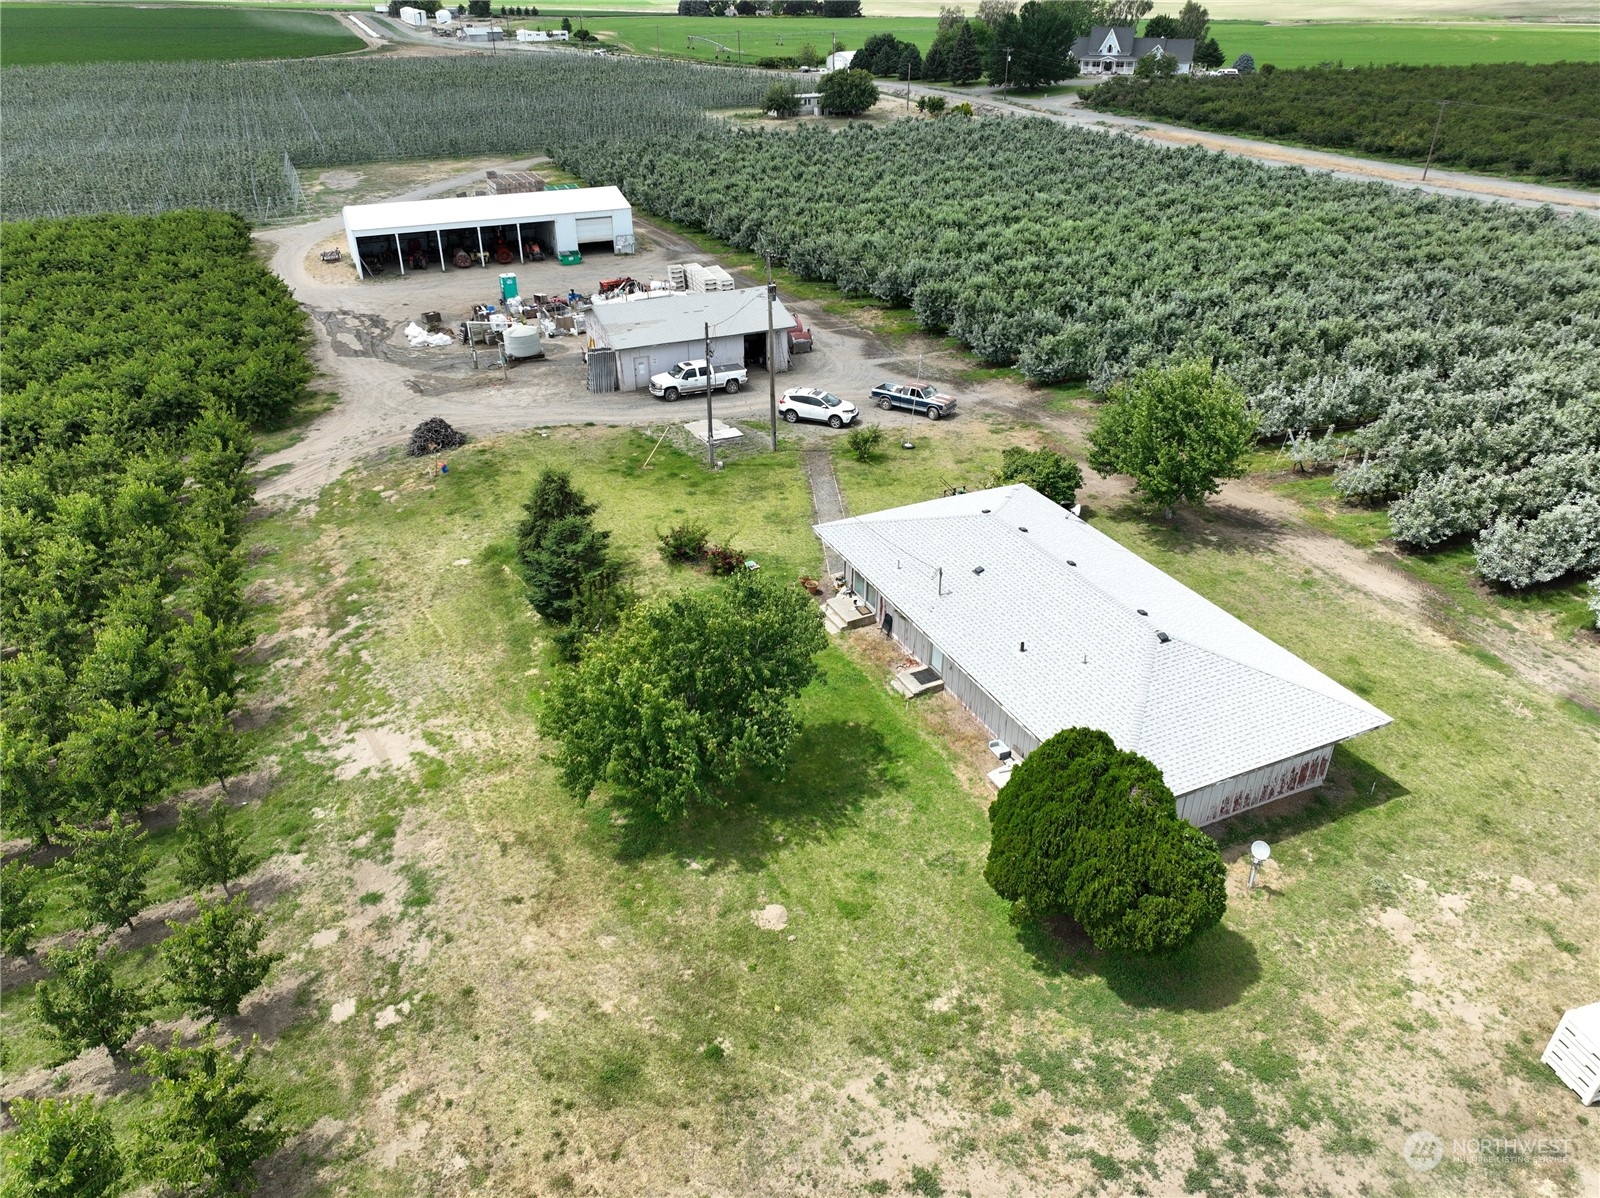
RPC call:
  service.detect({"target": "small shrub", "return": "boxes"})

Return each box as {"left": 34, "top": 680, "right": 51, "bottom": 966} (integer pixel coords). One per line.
{"left": 658, "top": 522, "right": 710, "bottom": 564}
{"left": 704, "top": 544, "right": 745, "bottom": 576}
{"left": 844, "top": 424, "right": 885, "bottom": 462}
{"left": 907, "top": 1164, "right": 944, "bottom": 1195}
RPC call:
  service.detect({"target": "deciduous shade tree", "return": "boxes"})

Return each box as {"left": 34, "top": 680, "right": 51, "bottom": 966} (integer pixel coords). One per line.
{"left": 176, "top": 799, "right": 258, "bottom": 898}
{"left": 765, "top": 81, "right": 801, "bottom": 117}
{"left": 1088, "top": 361, "right": 1256, "bottom": 517}
{"left": 64, "top": 813, "right": 153, "bottom": 932}
{"left": 1142, "top": 13, "right": 1180, "bottom": 38}
{"left": 0, "top": 1096, "right": 124, "bottom": 1198}
{"left": 543, "top": 572, "right": 828, "bottom": 820}
{"left": 819, "top": 68, "right": 880, "bottom": 115}
{"left": 162, "top": 894, "right": 279, "bottom": 1020}
{"left": 984, "top": 727, "right": 1226, "bottom": 953}
{"left": 1174, "top": 0, "right": 1209, "bottom": 40}
{"left": 994, "top": 445, "right": 1084, "bottom": 507}
{"left": 135, "top": 1029, "right": 283, "bottom": 1198}
{"left": 36, "top": 938, "right": 148, "bottom": 1060}
{"left": 1, "top": 861, "right": 46, "bottom": 958}
{"left": 1100, "top": 0, "right": 1152, "bottom": 21}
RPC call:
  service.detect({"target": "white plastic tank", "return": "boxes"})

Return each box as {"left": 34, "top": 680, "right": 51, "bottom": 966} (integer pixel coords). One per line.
{"left": 503, "top": 324, "right": 542, "bottom": 360}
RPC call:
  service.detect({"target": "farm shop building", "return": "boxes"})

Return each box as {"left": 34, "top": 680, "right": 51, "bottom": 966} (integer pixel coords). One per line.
{"left": 586, "top": 287, "right": 795, "bottom": 392}
{"left": 815, "top": 486, "right": 1391, "bottom": 827}
{"left": 341, "top": 186, "right": 633, "bottom": 279}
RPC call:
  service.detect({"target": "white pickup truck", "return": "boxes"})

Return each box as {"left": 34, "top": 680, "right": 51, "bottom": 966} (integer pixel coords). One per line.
{"left": 648, "top": 359, "right": 747, "bottom": 401}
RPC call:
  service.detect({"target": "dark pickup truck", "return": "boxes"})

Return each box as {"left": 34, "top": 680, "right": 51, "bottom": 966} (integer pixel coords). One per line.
{"left": 869, "top": 381, "right": 958, "bottom": 419}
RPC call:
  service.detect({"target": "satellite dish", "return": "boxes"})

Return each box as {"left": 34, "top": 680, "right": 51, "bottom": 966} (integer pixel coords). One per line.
{"left": 1251, "top": 840, "right": 1271, "bottom": 864}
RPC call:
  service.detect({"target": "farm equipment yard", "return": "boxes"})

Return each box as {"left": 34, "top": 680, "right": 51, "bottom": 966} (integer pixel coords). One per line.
{"left": 256, "top": 182, "right": 979, "bottom": 503}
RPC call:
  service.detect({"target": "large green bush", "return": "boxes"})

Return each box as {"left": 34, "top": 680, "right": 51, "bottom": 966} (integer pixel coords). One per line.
{"left": 543, "top": 571, "right": 827, "bottom": 820}
{"left": 984, "top": 728, "right": 1226, "bottom": 954}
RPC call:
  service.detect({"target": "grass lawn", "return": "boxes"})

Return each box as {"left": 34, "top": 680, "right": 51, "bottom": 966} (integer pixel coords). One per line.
{"left": 0, "top": 5, "right": 362, "bottom": 66}
{"left": 7, "top": 424, "right": 1594, "bottom": 1194}
{"left": 1208, "top": 20, "right": 1600, "bottom": 68}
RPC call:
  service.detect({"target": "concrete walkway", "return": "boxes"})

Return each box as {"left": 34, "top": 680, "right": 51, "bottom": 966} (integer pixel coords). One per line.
{"left": 802, "top": 449, "right": 848, "bottom": 579}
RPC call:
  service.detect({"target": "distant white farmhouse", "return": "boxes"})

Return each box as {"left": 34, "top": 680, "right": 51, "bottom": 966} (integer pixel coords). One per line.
{"left": 816, "top": 485, "right": 1391, "bottom": 826}
{"left": 1070, "top": 25, "right": 1194, "bottom": 74}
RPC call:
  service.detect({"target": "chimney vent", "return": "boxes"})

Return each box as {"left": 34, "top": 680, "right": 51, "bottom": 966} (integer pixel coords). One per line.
{"left": 1157, "top": 631, "right": 1171, "bottom": 643}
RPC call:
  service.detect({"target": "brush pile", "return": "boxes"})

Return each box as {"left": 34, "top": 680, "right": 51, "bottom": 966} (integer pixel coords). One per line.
{"left": 407, "top": 417, "right": 466, "bottom": 457}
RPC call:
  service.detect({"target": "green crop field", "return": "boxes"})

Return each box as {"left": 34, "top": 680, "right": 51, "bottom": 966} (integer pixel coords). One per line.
{"left": 0, "top": 5, "right": 363, "bottom": 66}
{"left": 1204, "top": 20, "right": 1600, "bottom": 69}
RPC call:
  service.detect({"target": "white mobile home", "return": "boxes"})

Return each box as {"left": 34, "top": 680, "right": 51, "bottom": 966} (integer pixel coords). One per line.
{"left": 586, "top": 288, "right": 795, "bottom": 392}
{"left": 342, "top": 186, "right": 634, "bottom": 278}
{"left": 517, "top": 28, "right": 570, "bottom": 41}
{"left": 816, "top": 485, "right": 1391, "bottom": 826}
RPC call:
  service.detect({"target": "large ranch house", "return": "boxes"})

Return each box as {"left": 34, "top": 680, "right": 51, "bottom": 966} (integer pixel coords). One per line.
{"left": 1069, "top": 25, "right": 1195, "bottom": 74}
{"left": 817, "top": 486, "right": 1391, "bottom": 827}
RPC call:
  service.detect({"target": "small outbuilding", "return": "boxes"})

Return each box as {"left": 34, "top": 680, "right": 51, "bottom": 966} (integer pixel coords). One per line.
{"left": 397, "top": 5, "right": 427, "bottom": 26}
{"left": 586, "top": 288, "right": 795, "bottom": 392}
{"left": 815, "top": 485, "right": 1392, "bottom": 826}
{"left": 825, "top": 50, "right": 855, "bottom": 72}
{"left": 342, "top": 186, "right": 634, "bottom": 279}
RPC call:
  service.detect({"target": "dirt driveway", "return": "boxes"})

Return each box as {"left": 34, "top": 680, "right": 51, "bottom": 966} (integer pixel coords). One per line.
{"left": 254, "top": 176, "right": 977, "bottom": 503}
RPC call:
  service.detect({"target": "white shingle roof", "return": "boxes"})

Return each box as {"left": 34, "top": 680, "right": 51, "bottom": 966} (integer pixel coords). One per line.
{"left": 815, "top": 485, "right": 1390, "bottom": 796}
{"left": 588, "top": 288, "right": 793, "bottom": 351}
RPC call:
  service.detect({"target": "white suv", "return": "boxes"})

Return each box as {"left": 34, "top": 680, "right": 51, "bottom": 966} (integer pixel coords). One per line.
{"left": 778, "top": 387, "right": 859, "bottom": 428}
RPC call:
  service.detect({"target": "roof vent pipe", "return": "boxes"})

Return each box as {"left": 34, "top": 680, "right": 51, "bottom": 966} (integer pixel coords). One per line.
{"left": 1020, "top": 641, "right": 1026, "bottom": 652}
{"left": 1157, "top": 631, "right": 1171, "bottom": 643}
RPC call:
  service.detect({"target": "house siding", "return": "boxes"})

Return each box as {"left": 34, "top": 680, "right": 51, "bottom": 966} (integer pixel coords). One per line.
{"left": 847, "top": 561, "right": 1041, "bottom": 757}
{"left": 843, "top": 553, "right": 1334, "bottom": 827}
{"left": 1174, "top": 745, "right": 1335, "bottom": 827}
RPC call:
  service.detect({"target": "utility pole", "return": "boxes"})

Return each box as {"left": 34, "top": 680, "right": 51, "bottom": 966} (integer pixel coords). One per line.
{"left": 905, "top": 60, "right": 912, "bottom": 112}
{"left": 766, "top": 256, "right": 778, "bottom": 453}
{"left": 1003, "top": 48, "right": 1012, "bottom": 98}
{"left": 1421, "top": 100, "right": 1448, "bottom": 181}
{"left": 704, "top": 321, "right": 716, "bottom": 470}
